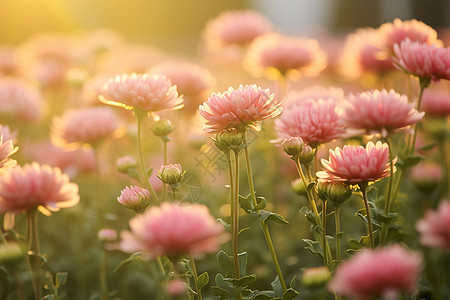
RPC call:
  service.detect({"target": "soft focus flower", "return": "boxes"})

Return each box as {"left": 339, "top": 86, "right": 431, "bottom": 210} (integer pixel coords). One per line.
{"left": 148, "top": 61, "right": 215, "bottom": 113}
{"left": 151, "top": 119, "right": 175, "bottom": 137}
{"left": 291, "top": 178, "right": 307, "bottom": 196}
{"left": 116, "top": 155, "right": 138, "bottom": 173}
{"left": 244, "top": 34, "right": 327, "bottom": 80}
{"left": 97, "top": 228, "right": 118, "bottom": 243}
{"left": 282, "top": 137, "right": 304, "bottom": 159}
{"left": 0, "top": 78, "right": 43, "bottom": 122}
{"left": 120, "top": 202, "right": 226, "bottom": 258}
{"left": 203, "top": 10, "right": 273, "bottom": 48}
{"left": 343, "top": 89, "right": 424, "bottom": 137}
{"left": 394, "top": 39, "right": 450, "bottom": 82}
{"left": 421, "top": 89, "right": 450, "bottom": 117}
{"left": 0, "top": 242, "right": 23, "bottom": 264}
{"left": 329, "top": 245, "right": 422, "bottom": 300}
{"left": 416, "top": 200, "right": 450, "bottom": 249}
{"left": 274, "top": 99, "right": 343, "bottom": 147}
{"left": 283, "top": 86, "right": 345, "bottom": 110}
{"left": 0, "top": 46, "right": 18, "bottom": 76}
{"left": 166, "top": 278, "right": 187, "bottom": 297}
{"left": 82, "top": 74, "right": 111, "bottom": 106}
{"left": 99, "top": 73, "right": 183, "bottom": 113}
{"left": 0, "top": 163, "right": 79, "bottom": 216}
{"left": 0, "top": 125, "right": 17, "bottom": 144}
{"left": 199, "top": 84, "right": 282, "bottom": 133}
{"left": 157, "top": 164, "right": 185, "bottom": 188}
{"left": 410, "top": 162, "right": 443, "bottom": 191}
{"left": 317, "top": 141, "right": 395, "bottom": 184}
{"left": 51, "top": 107, "right": 123, "bottom": 149}
{"left": 117, "top": 185, "right": 151, "bottom": 212}
{"left": 302, "top": 266, "right": 331, "bottom": 288}
{"left": 0, "top": 137, "right": 18, "bottom": 170}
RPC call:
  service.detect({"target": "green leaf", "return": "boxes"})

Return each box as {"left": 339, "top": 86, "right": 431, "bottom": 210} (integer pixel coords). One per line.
{"left": 260, "top": 210, "right": 289, "bottom": 225}
{"left": 224, "top": 274, "right": 257, "bottom": 287}
{"left": 127, "top": 168, "right": 141, "bottom": 181}
{"left": 271, "top": 276, "right": 284, "bottom": 298}
{"left": 302, "top": 239, "right": 323, "bottom": 259}
{"left": 216, "top": 218, "right": 231, "bottom": 232}
{"left": 238, "top": 227, "right": 251, "bottom": 235}
{"left": 307, "top": 181, "right": 316, "bottom": 192}
{"left": 418, "top": 142, "right": 437, "bottom": 151}
{"left": 217, "top": 250, "right": 235, "bottom": 277}
{"left": 214, "top": 273, "right": 234, "bottom": 295}
{"left": 283, "top": 288, "right": 300, "bottom": 300}
{"left": 254, "top": 196, "right": 267, "bottom": 211}
{"left": 211, "top": 286, "right": 231, "bottom": 300}
{"left": 397, "top": 155, "right": 424, "bottom": 171}
{"left": 239, "top": 194, "right": 254, "bottom": 213}
{"left": 289, "top": 275, "right": 299, "bottom": 290}
{"left": 238, "top": 252, "right": 247, "bottom": 278}
{"left": 55, "top": 272, "right": 68, "bottom": 288}
{"left": 41, "top": 295, "right": 55, "bottom": 300}
{"left": 347, "top": 239, "right": 362, "bottom": 251}
{"left": 113, "top": 252, "right": 143, "bottom": 272}
{"left": 299, "top": 206, "right": 317, "bottom": 226}
{"left": 146, "top": 167, "right": 154, "bottom": 177}
{"left": 197, "top": 272, "right": 209, "bottom": 290}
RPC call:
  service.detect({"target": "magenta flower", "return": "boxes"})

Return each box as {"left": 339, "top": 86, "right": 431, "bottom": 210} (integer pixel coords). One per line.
{"left": 199, "top": 84, "right": 282, "bottom": 133}
{"left": 317, "top": 141, "right": 395, "bottom": 184}
{"left": 394, "top": 39, "right": 450, "bottom": 82}
{"left": 0, "top": 163, "right": 79, "bottom": 216}
{"left": 416, "top": 200, "right": 450, "bottom": 249}
{"left": 343, "top": 89, "right": 424, "bottom": 137}
{"left": 203, "top": 10, "right": 273, "bottom": 47}
{"left": 329, "top": 245, "right": 422, "bottom": 300}
{"left": 120, "top": 202, "right": 227, "bottom": 258}
{"left": 51, "top": 107, "right": 123, "bottom": 149}
{"left": 421, "top": 89, "right": 450, "bottom": 117}
{"left": 117, "top": 186, "right": 151, "bottom": 212}
{"left": 274, "top": 99, "right": 343, "bottom": 147}
{"left": 99, "top": 73, "right": 183, "bottom": 112}
{"left": 0, "top": 78, "right": 42, "bottom": 122}
{"left": 244, "top": 33, "right": 327, "bottom": 80}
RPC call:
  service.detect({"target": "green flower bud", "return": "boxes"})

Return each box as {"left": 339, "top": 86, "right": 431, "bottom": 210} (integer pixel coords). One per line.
{"left": 302, "top": 266, "right": 331, "bottom": 288}
{"left": 282, "top": 137, "right": 304, "bottom": 159}
{"left": 299, "top": 145, "right": 315, "bottom": 165}
{"left": 0, "top": 242, "right": 23, "bottom": 264}
{"left": 213, "top": 128, "right": 245, "bottom": 153}
{"left": 151, "top": 119, "right": 175, "bottom": 137}
{"left": 116, "top": 156, "right": 138, "bottom": 173}
{"left": 117, "top": 186, "right": 151, "bottom": 212}
{"left": 291, "top": 178, "right": 307, "bottom": 196}
{"left": 316, "top": 181, "right": 352, "bottom": 206}
{"left": 158, "top": 163, "right": 185, "bottom": 189}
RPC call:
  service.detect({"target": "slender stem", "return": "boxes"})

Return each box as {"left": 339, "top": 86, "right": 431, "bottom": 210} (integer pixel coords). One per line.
{"left": 135, "top": 110, "right": 159, "bottom": 202}
{"left": 233, "top": 150, "right": 240, "bottom": 279}
{"left": 410, "top": 79, "right": 429, "bottom": 155}
{"left": 335, "top": 206, "right": 341, "bottom": 262}
{"left": 322, "top": 200, "right": 328, "bottom": 268}
{"left": 27, "top": 210, "right": 41, "bottom": 300}
{"left": 360, "top": 185, "right": 375, "bottom": 248}
{"left": 380, "top": 138, "right": 395, "bottom": 246}
{"left": 100, "top": 251, "right": 109, "bottom": 300}
{"left": 12, "top": 271, "right": 26, "bottom": 300}
{"left": 162, "top": 139, "right": 168, "bottom": 202}
{"left": 243, "top": 146, "right": 287, "bottom": 292}
{"left": 437, "top": 139, "right": 450, "bottom": 198}
{"left": 188, "top": 255, "right": 203, "bottom": 300}
{"left": 172, "top": 188, "right": 176, "bottom": 202}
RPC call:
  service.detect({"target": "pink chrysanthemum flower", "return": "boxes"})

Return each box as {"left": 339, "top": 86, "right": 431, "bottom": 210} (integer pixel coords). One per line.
{"left": 410, "top": 162, "right": 443, "bottom": 191}
{"left": 244, "top": 34, "right": 327, "bottom": 80}
{"left": 0, "top": 137, "right": 18, "bottom": 170}
{"left": 203, "top": 10, "right": 273, "bottom": 48}
{"left": 0, "top": 78, "right": 43, "bottom": 123}
{"left": 148, "top": 61, "right": 215, "bottom": 113}
{"left": 0, "top": 163, "right": 79, "bottom": 217}
{"left": 342, "top": 89, "right": 424, "bottom": 137}
{"left": 0, "top": 125, "right": 17, "bottom": 144}
{"left": 394, "top": 39, "right": 450, "bottom": 82}
{"left": 283, "top": 86, "right": 345, "bottom": 110}
{"left": 120, "top": 202, "right": 227, "bottom": 258}
{"left": 416, "top": 200, "right": 450, "bottom": 249}
{"left": 316, "top": 141, "right": 395, "bottom": 184}
{"left": 99, "top": 73, "right": 183, "bottom": 113}
{"left": 199, "top": 84, "right": 282, "bottom": 133}
{"left": 421, "top": 89, "right": 450, "bottom": 117}
{"left": 117, "top": 186, "right": 151, "bottom": 212}
{"left": 329, "top": 245, "right": 422, "bottom": 300}
{"left": 81, "top": 74, "right": 111, "bottom": 106}
{"left": 273, "top": 99, "right": 344, "bottom": 147}
{"left": 51, "top": 107, "right": 123, "bottom": 149}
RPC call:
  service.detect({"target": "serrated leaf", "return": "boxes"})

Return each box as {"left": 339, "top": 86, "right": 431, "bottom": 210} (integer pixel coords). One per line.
{"left": 260, "top": 210, "right": 289, "bottom": 225}
{"left": 217, "top": 218, "right": 231, "bottom": 232}
{"left": 198, "top": 272, "right": 209, "bottom": 290}
{"left": 283, "top": 288, "right": 300, "bottom": 300}
{"left": 113, "top": 252, "right": 143, "bottom": 272}
{"left": 224, "top": 274, "right": 256, "bottom": 287}
{"left": 238, "top": 252, "right": 247, "bottom": 278}
{"left": 302, "top": 239, "right": 324, "bottom": 259}
{"left": 217, "top": 250, "right": 235, "bottom": 277}
{"left": 55, "top": 272, "right": 68, "bottom": 288}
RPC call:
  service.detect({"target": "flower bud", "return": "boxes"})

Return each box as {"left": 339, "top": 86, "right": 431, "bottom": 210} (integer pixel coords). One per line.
{"left": 410, "top": 162, "right": 443, "bottom": 192}
{"left": 166, "top": 278, "right": 187, "bottom": 298}
{"left": 316, "top": 181, "right": 352, "bottom": 206}
{"left": 97, "top": 228, "right": 118, "bottom": 243}
{"left": 299, "top": 145, "right": 315, "bottom": 165}
{"left": 291, "top": 178, "right": 307, "bottom": 196}
{"left": 0, "top": 242, "right": 23, "bottom": 264}
{"left": 151, "top": 119, "right": 175, "bottom": 137}
{"left": 117, "top": 186, "right": 151, "bottom": 212}
{"left": 213, "top": 128, "right": 245, "bottom": 153}
{"left": 282, "top": 137, "right": 304, "bottom": 159}
{"left": 116, "top": 156, "right": 138, "bottom": 173}
{"left": 158, "top": 163, "right": 185, "bottom": 189}
{"left": 302, "top": 266, "right": 331, "bottom": 288}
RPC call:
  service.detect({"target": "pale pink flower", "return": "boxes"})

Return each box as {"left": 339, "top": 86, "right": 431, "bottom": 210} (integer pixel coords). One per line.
{"left": 0, "top": 125, "right": 18, "bottom": 144}
{"left": 0, "top": 46, "right": 18, "bottom": 76}
{"left": 81, "top": 74, "right": 111, "bottom": 105}
{"left": 97, "top": 228, "right": 118, "bottom": 243}
{"left": 244, "top": 34, "right": 327, "bottom": 80}
{"left": 0, "top": 78, "right": 43, "bottom": 122}
{"left": 117, "top": 186, "right": 151, "bottom": 212}
{"left": 416, "top": 200, "right": 450, "bottom": 249}
{"left": 283, "top": 86, "right": 345, "bottom": 110}
{"left": 0, "top": 137, "right": 18, "bottom": 170}
{"left": 394, "top": 39, "right": 450, "bottom": 82}
{"left": 0, "top": 163, "right": 79, "bottom": 216}
{"left": 147, "top": 61, "right": 215, "bottom": 113}
{"left": 317, "top": 141, "right": 395, "bottom": 184}
{"left": 203, "top": 10, "right": 273, "bottom": 48}
{"left": 73, "top": 29, "right": 125, "bottom": 63}
{"left": 421, "top": 89, "right": 450, "bottom": 117}
{"left": 99, "top": 73, "right": 183, "bottom": 113}
{"left": 199, "top": 84, "right": 282, "bottom": 133}
{"left": 329, "top": 245, "right": 422, "bottom": 300}
{"left": 120, "top": 202, "right": 226, "bottom": 258}
{"left": 410, "top": 162, "right": 443, "bottom": 191}
{"left": 51, "top": 107, "right": 123, "bottom": 149}
{"left": 166, "top": 278, "right": 187, "bottom": 297}
{"left": 274, "top": 99, "right": 344, "bottom": 147}
{"left": 343, "top": 89, "right": 424, "bottom": 137}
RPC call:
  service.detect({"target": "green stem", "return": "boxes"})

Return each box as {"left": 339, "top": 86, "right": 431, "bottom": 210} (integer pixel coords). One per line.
{"left": 135, "top": 109, "right": 159, "bottom": 202}
{"left": 100, "top": 251, "right": 109, "bottom": 300}
{"left": 437, "top": 139, "right": 450, "bottom": 198}
{"left": 26, "top": 210, "right": 41, "bottom": 300}
{"left": 162, "top": 139, "right": 168, "bottom": 202}
{"left": 233, "top": 150, "right": 240, "bottom": 279}
{"left": 410, "top": 78, "right": 429, "bottom": 155}
{"left": 188, "top": 255, "right": 203, "bottom": 300}
{"left": 243, "top": 146, "right": 287, "bottom": 292}
{"left": 322, "top": 200, "right": 328, "bottom": 268}
{"left": 380, "top": 138, "right": 395, "bottom": 246}
{"left": 335, "top": 206, "right": 341, "bottom": 263}
{"left": 359, "top": 185, "right": 375, "bottom": 248}
{"left": 172, "top": 188, "right": 176, "bottom": 202}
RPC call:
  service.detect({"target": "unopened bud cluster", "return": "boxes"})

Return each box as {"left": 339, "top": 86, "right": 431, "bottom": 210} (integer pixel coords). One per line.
{"left": 213, "top": 128, "right": 245, "bottom": 153}
{"left": 316, "top": 180, "right": 352, "bottom": 206}
{"left": 282, "top": 137, "right": 304, "bottom": 159}
{"left": 117, "top": 185, "right": 151, "bottom": 212}
{"left": 299, "top": 145, "right": 315, "bottom": 165}
{"left": 158, "top": 163, "right": 185, "bottom": 189}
